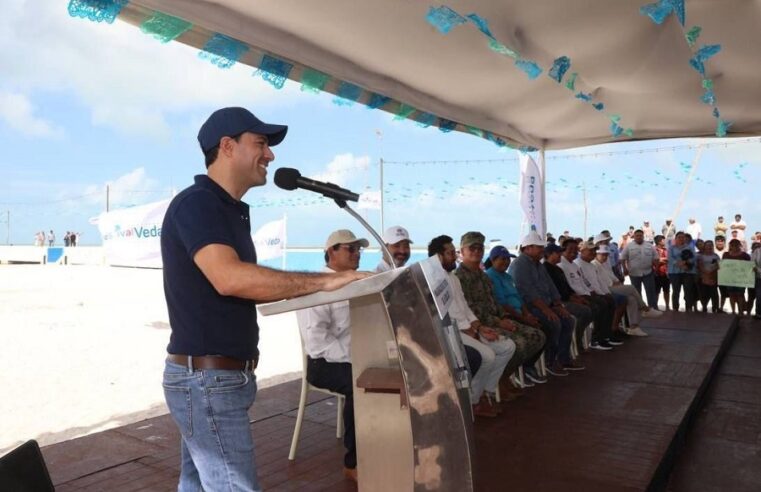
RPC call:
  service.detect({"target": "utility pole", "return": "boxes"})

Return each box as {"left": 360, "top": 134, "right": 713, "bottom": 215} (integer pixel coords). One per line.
{"left": 582, "top": 182, "right": 588, "bottom": 239}
{"left": 376, "top": 129, "right": 385, "bottom": 234}
{"left": 106, "top": 185, "right": 110, "bottom": 212}
{"left": 5, "top": 210, "right": 8, "bottom": 245}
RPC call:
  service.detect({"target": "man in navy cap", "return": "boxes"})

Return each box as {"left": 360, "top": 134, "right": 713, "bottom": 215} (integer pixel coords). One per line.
{"left": 160, "top": 107, "right": 368, "bottom": 491}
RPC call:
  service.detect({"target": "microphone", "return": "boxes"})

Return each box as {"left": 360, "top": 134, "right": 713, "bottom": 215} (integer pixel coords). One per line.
{"left": 274, "top": 167, "right": 360, "bottom": 202}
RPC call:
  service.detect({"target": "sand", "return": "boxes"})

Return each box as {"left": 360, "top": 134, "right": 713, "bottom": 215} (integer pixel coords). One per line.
{"left": 0, "top": 264, "right": 302, "bottom": 454}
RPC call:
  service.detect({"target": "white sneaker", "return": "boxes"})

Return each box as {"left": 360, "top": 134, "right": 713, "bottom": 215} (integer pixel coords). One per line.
{"left": 642, "top": 309, "right": 663, "bottom": 318}
{"left": 627, "top": 326, "right": 649, "bottom": 337}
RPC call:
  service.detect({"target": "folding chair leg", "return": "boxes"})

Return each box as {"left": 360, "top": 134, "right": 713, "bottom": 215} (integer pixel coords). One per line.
{"left": 518, "top": 366, "right": 526, "bottom": 387}
{"left": 537, "top": 352, "right": 547, "bottom": 377}
{"left": 336, "top": 395, "right": 344, "bottom": 439}
{"left": 583, "top": 323, "right": 592, "bottom": 350}
{"left": 495, "top": 386, "right": 501, "bottom": 403}
{"left": 570, "top": 333, "right": 579, "bottom": 359}
{"left": 288, "top": 377, "right": 310, "bottom": 460}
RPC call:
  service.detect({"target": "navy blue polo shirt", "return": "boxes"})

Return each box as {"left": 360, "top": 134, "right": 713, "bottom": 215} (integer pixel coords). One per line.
{"left": 161, "top": 175, "right": 259, "bottom": 361}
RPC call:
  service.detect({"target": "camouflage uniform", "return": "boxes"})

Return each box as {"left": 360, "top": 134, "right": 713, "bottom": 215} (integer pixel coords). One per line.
{"left": 456, "top": 263, "right": 546, "bottom": 376}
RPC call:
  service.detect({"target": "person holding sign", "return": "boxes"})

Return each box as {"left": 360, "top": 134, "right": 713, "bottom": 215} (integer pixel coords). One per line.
{"left": 721, "top": 239, "right": 752, "bottom": 315}
{"left": 698, "top": 240, "right": 721, "bottom": 313}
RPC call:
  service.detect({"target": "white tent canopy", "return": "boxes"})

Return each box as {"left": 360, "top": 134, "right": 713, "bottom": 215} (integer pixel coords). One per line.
{"left": 106, "top": 1, "right": 761, "bottom": 150}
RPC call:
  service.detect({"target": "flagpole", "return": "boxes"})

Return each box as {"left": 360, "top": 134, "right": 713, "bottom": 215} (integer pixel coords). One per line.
{"left": 281, "top": 213, "right": 287, "bottom": 270}
{"left": 582, "top": 181, "right": 588, "bottom": 239}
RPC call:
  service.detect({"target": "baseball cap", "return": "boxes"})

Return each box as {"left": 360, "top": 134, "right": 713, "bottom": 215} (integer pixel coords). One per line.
{"left": 580, "top": 240, "right": 597, "bottom": 251}
{"left": 488, "top": 245, "right": 516, "bottom": 261}
{"left": 324, "top": 230, "right": 369, "bottom": 250}
{"left": 520, "top": 231, "right": 545, "bottom": 248}
{"left": 461, "top": 231, "right": 486, "bottom": 248}
{"left": 382, "top": 226, "right": 413, "bottom": 245}
{"left": 197, "top": 107, "right": 288, "bottom": 154}
{"left": 593, "top": 233, "right": 610, "bottom": 244}
{"left": 596, "top": 245, "right": 611, "bottom": 254}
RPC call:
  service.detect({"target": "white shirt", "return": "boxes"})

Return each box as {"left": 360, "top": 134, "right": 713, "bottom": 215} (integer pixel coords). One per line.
{"left": 731, "top": 220, "right": 747, "bottom": 240}
{"left": 446, "top": 271, "right": 479, "bottom": 331}
{"left": 558, "top": 256, "right": 592, "bottom": 295}
{"left": 296, "top": 267, "right": 352, "bottom": 363}
{"left": 592, "top": 259, "right": 619, "bottom": 289}
{"left": 685, "top": 222, "right": 702, "bottom": 239}
{"left": 575, "top": 258, "right": 610, "bottom": 295}
{"left": 621, "top": 241, "right": 657, "bottom": 277}
{"left": 375, "top": 260, "right": 393, "bottom": 273}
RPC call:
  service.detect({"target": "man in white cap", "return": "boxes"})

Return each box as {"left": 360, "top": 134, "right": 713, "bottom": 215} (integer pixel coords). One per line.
{"left": 643, "top": 221, "right": 654, "bottom": 243}
{"left": 297, "top": 229, "right": 369, "bottom": 482}
{"left": 376, "top": 225, "right": 413, "bottom": 272}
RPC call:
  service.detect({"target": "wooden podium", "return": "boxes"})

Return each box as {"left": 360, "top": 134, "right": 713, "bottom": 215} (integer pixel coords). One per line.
{"left": 259, "top": 261, "right": 475, "bottom": 491}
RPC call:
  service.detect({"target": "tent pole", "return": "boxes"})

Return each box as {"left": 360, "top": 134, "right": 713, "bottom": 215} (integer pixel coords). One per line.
{"left": 668, "top": 146, "right": 705, "bottom": 238}
{"left": 539, "top": 148, "right": 547, "bottom": 236}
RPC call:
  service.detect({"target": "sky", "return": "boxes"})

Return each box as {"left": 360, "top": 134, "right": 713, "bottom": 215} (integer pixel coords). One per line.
{"left": 1, "top": 0, "right": 760, "bottom": 248}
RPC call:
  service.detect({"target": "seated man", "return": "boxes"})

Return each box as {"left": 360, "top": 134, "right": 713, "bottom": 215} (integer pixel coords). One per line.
{"left": 575, "top": 241, "right": 627, "bottom": 343}
{"left": 508, "top": 232, "right": 581, "bottom": 376}
{"left": 428, "top": 235, "right": 516, "bottom": 417}
{"left": 376, "top": 225, "right": 413, "bottom": 272}
{"left": 594, "top": 245, "right": 661, "bottom": 337}
{"left": 455, "top": 232, "right": 546, "bottom": 394}
{"left": 558, "top": 239, "right": 621, "bottom": 349}
{"left": 542, "top": 243, "right": 595, "bottom": 353}
{"left": 297, "top": 229, "right": 368, "bottom": 482}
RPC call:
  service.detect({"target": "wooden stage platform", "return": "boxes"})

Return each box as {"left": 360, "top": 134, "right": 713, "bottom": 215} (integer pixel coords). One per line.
{"left": 38, "top": 312, "right": 757, "bottom": 491}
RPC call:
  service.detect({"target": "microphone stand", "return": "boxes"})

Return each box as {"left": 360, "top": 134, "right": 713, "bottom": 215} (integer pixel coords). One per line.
{"left": 334, "top": 198, "right": 397, "bottom": 270}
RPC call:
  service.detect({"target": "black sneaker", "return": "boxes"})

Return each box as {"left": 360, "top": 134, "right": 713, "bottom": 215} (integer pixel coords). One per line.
{"left": 524, "top": 367, "right": 548, "bottom": 384}
{"left": 590, "top": 340, "right": 613, "bottom": 351}
{"left": 607, "top": 336, "right": 624, "bottom": 346}
{"left": 545, "top": 363, "right": 569, "bottom": 377}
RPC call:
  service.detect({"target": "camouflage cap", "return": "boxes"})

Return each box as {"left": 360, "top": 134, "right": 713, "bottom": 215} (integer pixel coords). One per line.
{"left": 460, "top": 231, "right": 486, "bottom": 248}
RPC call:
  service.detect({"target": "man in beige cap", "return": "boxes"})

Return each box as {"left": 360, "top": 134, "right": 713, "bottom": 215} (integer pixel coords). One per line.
{"left": 376, "top": 225, "right": 413, "bottom": 272}
{"left": 297, "top": 229, "right": 369, "bottom": 482}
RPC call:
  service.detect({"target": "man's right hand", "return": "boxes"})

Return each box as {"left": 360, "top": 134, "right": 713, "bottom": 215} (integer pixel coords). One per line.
{"left": 479, "top": 326, "right": 500, "bottom": 341}
{"left": 498, "top": 318, "right": 517, "bottom": 332}
{"left": 570, "top": 294, "right": 589, "bottom": 305}
{"left": 322, "top": 270, "right": 373, "bottom": 291}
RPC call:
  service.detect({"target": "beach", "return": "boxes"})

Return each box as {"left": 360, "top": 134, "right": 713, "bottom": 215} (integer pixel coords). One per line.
{"left": 0, "top": 264, "right": 302, "bottom": 454}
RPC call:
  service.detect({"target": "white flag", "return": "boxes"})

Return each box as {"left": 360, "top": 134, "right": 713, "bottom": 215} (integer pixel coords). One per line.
{"left": 519, "top": 153, "right": 545, "bottom": 237}
{"left": 97, "top": 198, "right": 170, "bottom": 268}
{"left": 357, "top": 190, "right": 382, "bottom": 210}
{"left": 252, "top": 218, "right": 286, "bottom": 261}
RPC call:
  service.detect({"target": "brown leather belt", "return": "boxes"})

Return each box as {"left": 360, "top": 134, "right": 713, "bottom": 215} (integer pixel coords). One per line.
{"left": 167, "top": 354, "right": 257, "bottom": 371}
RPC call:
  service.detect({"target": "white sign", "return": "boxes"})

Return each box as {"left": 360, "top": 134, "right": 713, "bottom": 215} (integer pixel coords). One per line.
{"left": 97, "top": 199, "right": 170, "bottom": 268}
{"left": 418, "top": 255, "right": 453, "bottom": 319}
{"left": 519, "top": 153, "right": 545, "bottom": 237}
{"left": 252, "top": 218, "right": 286, "bottom": 261}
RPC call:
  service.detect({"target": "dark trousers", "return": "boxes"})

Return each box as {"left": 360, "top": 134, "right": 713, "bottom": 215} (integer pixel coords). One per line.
{"left": 655, "top": 275, "right": 670, "bottom": 305}
{"left": 563, "top": 301, "right": 594, "bottom": 348}
{"left": 630, "top": 273, "right": 658, "bottom": 309}
{"left": 586, "top": 294, "right": 614, "bottom": 342}
{"left": 669, "top": 273, "right": 697, "bottom": 311}
{"left": 530, "top": 306, "right": 575, "bottom": 365}
{"left": 306, "top": 357, "right": 356, "bottom": 469}
{"left": 700, "top": 284, "right": 719, "bottom": 311}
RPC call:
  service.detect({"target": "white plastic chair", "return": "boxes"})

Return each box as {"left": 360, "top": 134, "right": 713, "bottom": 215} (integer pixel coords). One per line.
{"left": 288, "top": 339, "right": 345, "bottom": 461}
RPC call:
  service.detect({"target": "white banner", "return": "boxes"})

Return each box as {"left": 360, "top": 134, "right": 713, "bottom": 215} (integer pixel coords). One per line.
{"left": 519, "top": 153, "right": 545, "bottom": 237}
{"left": 97, "top": 199, "right": 170, "bottom": 268}
{"left": 252, "top": 217, "right": 286, "bottom": 261}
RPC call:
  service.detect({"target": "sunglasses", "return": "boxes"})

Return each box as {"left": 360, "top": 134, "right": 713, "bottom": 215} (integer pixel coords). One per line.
{"left": 467, "top": 244, "right": 485, "bottom": 252}
{"left": 338, "top": 244, "right": 363, "bottom": 254}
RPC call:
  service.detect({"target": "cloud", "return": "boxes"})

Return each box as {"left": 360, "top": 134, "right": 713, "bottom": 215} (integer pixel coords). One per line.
{"left": 0, "top": 0, "right": 308, "bottom": 140}
{"left": 310, "top": 153, "right": 371, "bottom": 187}
{"left": 79, "top": 167, "right": 161, "bottom": 210}
{"left": 0, "top": 91, "right": 63, "bottom": 138}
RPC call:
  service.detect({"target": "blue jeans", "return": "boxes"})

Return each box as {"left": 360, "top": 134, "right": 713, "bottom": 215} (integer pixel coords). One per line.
{"left": 529, "top": 306, "right": 574, "bottom": 365}
{"left": 163, "top": 360, "right": 261, "bottom": 492}
{"left": 630, "top": 273, "right": 658, "bottom": 309}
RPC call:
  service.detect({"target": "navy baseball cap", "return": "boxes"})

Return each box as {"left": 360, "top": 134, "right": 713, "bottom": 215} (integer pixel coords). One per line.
{"left": 544, "top": 243, "right": 563, "bottom": 256}
{"left": 488, "top": 245, "right": 517, "bottom": 261}
{"left": 197, "top": 107, "right": 288, "bottom": 153}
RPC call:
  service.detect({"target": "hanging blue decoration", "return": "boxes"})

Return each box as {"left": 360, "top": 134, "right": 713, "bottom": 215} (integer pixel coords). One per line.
{"left": 688, "top": 44, "right": 721, "bottom": 75}
{"left": 466, "top": 13, "right": 494, "bottom": 39}
{"left": 199, "top": 33, "right": 249, "bottom": 69}
{"left": 366, "top": 93, "right": 391, "bottom": 109}
{"left": 712, "top": 107, "right": 720, "bottom": 118}
{"left": 610, "top": 122, "right": 624, "bottom": 137}
{"left": 548, "top": 56, "right": 571, "bottom": 83}
{"left": 485, "top": 132, "right": 507, "bottom": 147}
{"left": 716, "top": 119, "right": 731, "bottom": 137}
{"left": 592, "top": 102, "right": 605, "bottom": 111}
{"left": 700, "top": 89, "right": 715, "bottom": 105}
{"left": 254, "top": 55, "right": 293, "bottom": 89}
{"left": 575, "top": 92, "right": 593, "bottom": 101}
{"left": 140, "top": 12, "right": 192, "bottom": 43}
{"left": 67, "top": 0, "right": 128, "bottom": 23}
{"left": 416, "top": 113, "right": 437, "bottom": 128}
{"left": 333, "top": 81, "right": 363, "bottom": 106}
{"left": 639, "top": 0, "right": 684, "bottom": 26}
{"left": 515, "top": 59, "right": 542, "bottom": 79}
{"left": 685, "top": 25, "right": 702, "bottom": 47}
{"left": 425, "top": 6, "right": 467, "bottom": 34}
{"left": 438, "top": 119, "right": 457, "bottom": 133}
